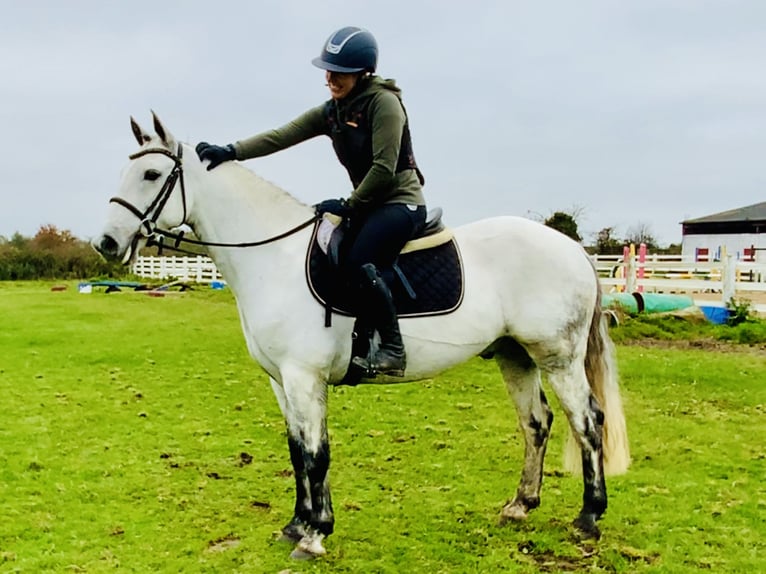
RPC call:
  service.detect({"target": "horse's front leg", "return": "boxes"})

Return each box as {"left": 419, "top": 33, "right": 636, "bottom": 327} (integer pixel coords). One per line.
{"left": 269, "top": 377, "right": 312, "bottom": 543}
{"left": 279, "top": 367, "right": 334, "bottom": 559}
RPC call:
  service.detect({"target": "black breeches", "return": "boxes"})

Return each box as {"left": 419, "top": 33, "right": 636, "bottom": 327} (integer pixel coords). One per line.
{"left": 346, "top": 204, "right": 426, "bottom": 274}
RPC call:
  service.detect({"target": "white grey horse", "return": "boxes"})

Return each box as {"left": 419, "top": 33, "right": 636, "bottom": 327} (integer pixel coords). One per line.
{"left": 93, "top": 113, "right": 629, "bottom": 559}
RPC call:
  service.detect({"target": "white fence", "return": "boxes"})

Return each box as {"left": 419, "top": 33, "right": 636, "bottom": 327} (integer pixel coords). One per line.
{"left": 132, "top": 253, "right": 766, "bottom": 311}
{"left": 132, "top": 255, "right": 223, "bottom": 283}
{"left": 591, "top": 253, "right": 766, "bottom": 312}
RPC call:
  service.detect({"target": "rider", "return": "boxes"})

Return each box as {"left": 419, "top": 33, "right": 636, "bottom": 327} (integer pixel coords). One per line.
{"left": 196, "top": 26, "right": 426, "bottom": 377}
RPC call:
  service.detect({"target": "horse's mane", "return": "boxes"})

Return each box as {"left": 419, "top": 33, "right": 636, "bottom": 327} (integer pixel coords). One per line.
{"left": 170, "top": 141, "right": 311, "bottom": 214}
{"left": 211, "top": 155, "right": 311, "bottom": 212}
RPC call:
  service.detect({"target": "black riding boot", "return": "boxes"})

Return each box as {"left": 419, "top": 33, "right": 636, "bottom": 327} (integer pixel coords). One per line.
{"left": 351, "top": 263, "right": 406, "bottom": 377}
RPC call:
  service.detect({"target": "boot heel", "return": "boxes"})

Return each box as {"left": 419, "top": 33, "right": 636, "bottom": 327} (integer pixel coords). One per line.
{"left": 381, "top": 367, "right": 405, "bottom": 377}
{"left": 375, "top": 356, "right": 406, "bottom": 377}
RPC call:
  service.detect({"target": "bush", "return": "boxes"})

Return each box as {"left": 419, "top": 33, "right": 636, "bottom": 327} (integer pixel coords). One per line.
{"left": 714, "top": 321, "right": 766, "bottom": 345}
{"left": 0, "top": 226, "right": 123, "bottom": 280}
{"left": 610, "top": 312, "right": 766, "bottom": 345}
{"left": 725, "top": 297, "right": 753, "bottom": 326}
{"left": 609, "top": 313, "right": 707, "bottom": 343}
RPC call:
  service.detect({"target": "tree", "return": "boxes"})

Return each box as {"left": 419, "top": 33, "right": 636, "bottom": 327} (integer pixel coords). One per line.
{"left": 625, "top": 222, "right": 658, "bottom": 250}
{"left": 660, "top": 243, "right": 682, "bottom": 255}
{"left": 32, "top": 224, "right": 78, "bottom": 252}
{"left": 544, "top": 211, "right": 582, "bottom": 242}
{"left": 9, "top": 232, "right": 28, "bottom": 249}
{"left": 594, "top": 226, "right": 624, "bottom": 255}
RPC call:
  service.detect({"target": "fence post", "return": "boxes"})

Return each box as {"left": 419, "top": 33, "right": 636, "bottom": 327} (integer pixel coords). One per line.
{"left": 626, "top": 254, "right": 637, "bottom": 294}
{"left": 618, "top": 245, "right": 630, "bottom": 293}
{"left": 637, "top": 243, "right": 646, "bottom": 293}
{"left": 722, "top": 254, "right": 736, "bottom": 304}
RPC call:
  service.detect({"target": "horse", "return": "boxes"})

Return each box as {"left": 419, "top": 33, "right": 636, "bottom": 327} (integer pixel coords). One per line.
{"left": 93, "top": 113, "right": 630, "bottom": 560}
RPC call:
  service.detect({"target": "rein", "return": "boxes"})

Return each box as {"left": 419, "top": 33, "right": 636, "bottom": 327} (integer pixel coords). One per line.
{"left": 109, "top": 143, "right": 318, "bottom": 255}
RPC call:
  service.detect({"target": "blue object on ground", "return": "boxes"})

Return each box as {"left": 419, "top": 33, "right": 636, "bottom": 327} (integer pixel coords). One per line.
{"left": 78, "top": 280, "right": 148, "bottom": 293}
{"left": 699, "top": 305, "right": 731, "bottom": 324}
{"left": 210, "top": 281, "right": 226, "bottom": 290}
{"left": 89, "top": 281, "right": 145, "bottom": 288}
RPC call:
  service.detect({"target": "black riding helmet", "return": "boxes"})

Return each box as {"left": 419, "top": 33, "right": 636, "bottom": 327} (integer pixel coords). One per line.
{"left": 312, "top": 26, "right": 378, "bottom": 73}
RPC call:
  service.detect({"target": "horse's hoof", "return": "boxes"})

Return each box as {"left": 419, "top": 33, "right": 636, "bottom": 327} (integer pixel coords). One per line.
{"left": 290, "top": 535, "right": 326, "bottom": 560}
{"left": 572, "top": 515, "right": 601, "bottom": 541}
{"left": 290, "top": 547, "right": 319, "bottom": 560}
{"left": 499, "top": 504, "right": 528, "bottom": 524}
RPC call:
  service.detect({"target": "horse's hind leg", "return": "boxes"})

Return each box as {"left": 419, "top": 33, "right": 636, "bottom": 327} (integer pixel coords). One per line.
{"left": 494, "top": 339, "right": 554, "bottom": 524}
{"left": 546, "top": 359, "right": 607, "bottom": 540}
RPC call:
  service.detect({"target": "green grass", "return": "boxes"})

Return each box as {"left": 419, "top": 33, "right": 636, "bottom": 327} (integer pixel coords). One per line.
{"left": 0, "top": 282, "right": 764, "bottom": 573}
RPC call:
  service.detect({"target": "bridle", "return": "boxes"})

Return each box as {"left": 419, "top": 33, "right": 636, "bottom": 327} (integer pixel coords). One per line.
{"left": 110, "top": 144, "right": 187, "bottom": 243}
{"left": 109, "top": 143, "right": 318, "bottom": 255}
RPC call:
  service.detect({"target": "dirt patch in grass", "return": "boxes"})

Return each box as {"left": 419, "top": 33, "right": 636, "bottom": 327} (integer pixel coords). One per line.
{"left": 517, "top": 540, "right": 659, "bottom": 572}
{"left": 206, "top": 535, "right": 241, "bottom": 553}
{"left": 620, "top": 337, "right": 766, "bottom": 354}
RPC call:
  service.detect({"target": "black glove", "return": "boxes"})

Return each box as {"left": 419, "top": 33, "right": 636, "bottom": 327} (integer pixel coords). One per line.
{"left": 195, "top": 142, "right": 236, "bottom": 171}
{"left": 315, "top": 198, "right": 352, "bottom": 217}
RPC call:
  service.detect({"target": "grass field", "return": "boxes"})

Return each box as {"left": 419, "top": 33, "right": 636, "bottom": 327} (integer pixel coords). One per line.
{"left": 0, "top": 282, "right": 764, "bottom": 573}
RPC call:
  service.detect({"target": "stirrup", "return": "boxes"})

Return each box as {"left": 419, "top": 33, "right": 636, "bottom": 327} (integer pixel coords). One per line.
{"left": 350, "top": 355, "right": 376, "bottom": 377}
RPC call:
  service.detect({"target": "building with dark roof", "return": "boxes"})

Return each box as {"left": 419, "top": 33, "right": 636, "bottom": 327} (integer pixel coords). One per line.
{"left": 681, "top": 201, "right": 765, "bottom": 262}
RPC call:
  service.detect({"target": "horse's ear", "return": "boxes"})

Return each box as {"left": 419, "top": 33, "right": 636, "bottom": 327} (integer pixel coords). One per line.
{"left": 151, "top": 110, "right": 175, "bottom": 148}
{"left": 130, "top": 116, "right": 151, "bottom": 145}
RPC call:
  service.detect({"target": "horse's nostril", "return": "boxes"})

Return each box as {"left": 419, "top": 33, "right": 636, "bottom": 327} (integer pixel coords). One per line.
{"left": 99, "top": 235, "right": 119, "bottom": 256}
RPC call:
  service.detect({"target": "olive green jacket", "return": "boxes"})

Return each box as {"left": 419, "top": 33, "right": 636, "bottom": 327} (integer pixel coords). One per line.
{"left": 233, "top": 76, "right": 425, "bottom": 210}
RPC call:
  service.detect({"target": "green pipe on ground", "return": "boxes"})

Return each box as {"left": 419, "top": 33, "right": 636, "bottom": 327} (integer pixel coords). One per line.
{"left": 637, "top": 293, "right": 695, "bottom": 313}
{"left": 602, "top": 293, "right": 640, "bottom": 314}
{"left": 601, "top": 292, "right": 695, "bottom": 315}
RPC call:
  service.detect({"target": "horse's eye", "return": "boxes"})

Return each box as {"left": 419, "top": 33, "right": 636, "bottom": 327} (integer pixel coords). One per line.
{"left": 144, "top": 169, "right": 161, "bottom": 182}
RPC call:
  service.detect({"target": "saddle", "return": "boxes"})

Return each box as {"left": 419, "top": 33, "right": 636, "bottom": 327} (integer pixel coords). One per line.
{"left": 305, "top": 208, "right": 465, "bottom": 324}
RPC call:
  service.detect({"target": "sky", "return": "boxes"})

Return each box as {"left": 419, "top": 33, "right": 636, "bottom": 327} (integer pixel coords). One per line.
{"left": 1, "top": 1, "right": 765, "bottom": 247}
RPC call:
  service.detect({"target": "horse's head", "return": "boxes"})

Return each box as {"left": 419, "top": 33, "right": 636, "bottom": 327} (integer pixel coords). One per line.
{"left": 92, "top": 112, "right": 193, "bottom": 264}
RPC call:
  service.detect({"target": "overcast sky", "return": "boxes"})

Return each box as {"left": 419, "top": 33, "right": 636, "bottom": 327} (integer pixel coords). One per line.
{"left": 1, "top": 1, "right": 764, "bottom": 246}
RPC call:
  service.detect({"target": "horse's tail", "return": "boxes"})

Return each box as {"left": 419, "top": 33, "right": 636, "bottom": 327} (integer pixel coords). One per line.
{"left": 564, "top": 277, "right": 631, "bottom": 475}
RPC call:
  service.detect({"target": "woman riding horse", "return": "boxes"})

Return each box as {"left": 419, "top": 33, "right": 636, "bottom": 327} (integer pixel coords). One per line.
{"left": 197, "top": 26, "right": 426, "bottom": 377}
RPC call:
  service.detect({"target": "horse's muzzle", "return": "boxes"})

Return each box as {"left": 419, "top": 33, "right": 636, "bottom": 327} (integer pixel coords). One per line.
{"left": 92, "top": 234, "right": 129, "bottom": 263}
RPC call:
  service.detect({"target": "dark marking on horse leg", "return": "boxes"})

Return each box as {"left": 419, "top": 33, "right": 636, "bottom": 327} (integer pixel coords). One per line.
{"left": 304, "top": 438, "right": 335, "bottom": 536}
{"left": 528, "top": 415, "right": 544, "bottom": 447}
{"left": 530, "top": 391, "right": 554, "bottom": 448}
{"left": 282, "top": 435, "right": 312, "bottom": 542}
{"left": 539, "top": 389, "right": 552, "bottom": 410}
{"left": 501, "top": 388, "right": 554, "bottom": 524}
{"left": 574, "top": 394, "right": 607, "bottom": 539}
